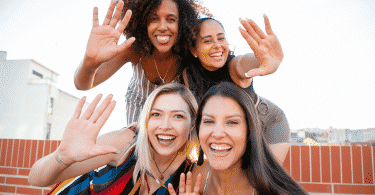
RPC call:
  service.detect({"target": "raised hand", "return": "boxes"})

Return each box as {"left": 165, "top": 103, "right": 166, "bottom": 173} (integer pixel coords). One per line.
{"left": 168, "top": 172, "right": 203, "bottom": 195}
{"left": 85, "top": 0, "right": 135, "bottom": 67}
{"left": 239, "top": 15, "right": 283, "bottom": 78}
{"left": 56, "top": 94, "right": 118, "bottom": 166}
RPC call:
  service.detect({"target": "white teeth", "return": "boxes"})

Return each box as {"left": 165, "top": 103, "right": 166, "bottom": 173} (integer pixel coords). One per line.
{"left": 157, "top": 134, "right": 176, "bottom": 140}
{"left": 210, "top": 52, "right": 223, "bottom": 57}
{"left": 156, "top": 36, "right": 170, "bottom": 42}
{"left": 210, "top": 143, "right": 232, "bottom": 151}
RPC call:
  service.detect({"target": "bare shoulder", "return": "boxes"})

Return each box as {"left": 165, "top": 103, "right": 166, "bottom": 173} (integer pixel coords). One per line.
{"left": 192, "top": 161, "right": 210, "bottom": 192}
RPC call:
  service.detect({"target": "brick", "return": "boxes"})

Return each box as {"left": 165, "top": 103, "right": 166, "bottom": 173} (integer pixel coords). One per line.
{"left": 0, "top": 139, "right": 7, "bottom": 166}
{"left": 283, "top": 148, "right": 290, "bottom": 174}
{"left": 18, "top": 139, "right": 26, "bottom": 167}
{"left": 321, "top": 146, "right": 331, "bottom": 183}
{"left": 341, "top": 146, "right": 352, "bottom": 183}
{"left": 331, "top": 146, "right": 341, "bottom": 183}
{"left": 24, "top": 140, "right": 32, "bottom": 168}
{"left": 362, "top": 146, "right": 373, "bottom": 184}
{"left": 334, "top": 184, "right": 375, "bottom": 194}
{"left": 51, "top": 140, "right": 58, "bottom": 153}
{"left": 43, "top": 188, "right": 52, "bottom": 195}
{"left": 299, "top": 183, "right": 332, "bottom": 193}
{"left": 37, "top": 140, "right": 44, "bottom": 160}
{"left": 11, "top": 139, "right": 20, "bottom": 167}
{"left": 6, "top": 177, "right": 30, "bottom": 186}
{"left": 311, "top": 146, "right": 320, "bottom": 182}
{"left": 0, "top": 167, "right": 17, "bottom": 175}
{"left": 291, "top": 146, "right": 300, "bottom": 182}
{"left": 44, "top": 141, "right": 51, "bottom": 157}
{"left": 0, "top": 176, "right": 5, "bottom": 183}
{"left": 30, "top": 140, "right": 38, "bottom": 168}
{"left": 301, "top": 146, "right": 310, "bottom": 182}
{"left": 352, "top": 146, "right": 363, "bottom": 184}
{"left": 0, "top": 185, "right": 16, "bottom": 193}
{"left": 18, "top": 168, "right": 31, "bottom": 176}
{"left": 5, "top": 139, "right": 13, "bottom": 166}
{"left": 16, "top": 187, "right": 43, "bottom": 195}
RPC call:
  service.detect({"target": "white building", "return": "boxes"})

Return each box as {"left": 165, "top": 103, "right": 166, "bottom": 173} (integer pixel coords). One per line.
{"left": 0, "top": 51, "right": 88, "bottom": 140}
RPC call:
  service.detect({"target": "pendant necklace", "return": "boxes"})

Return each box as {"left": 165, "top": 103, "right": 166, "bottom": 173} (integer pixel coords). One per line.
{"left": 152, "top": 153, "right": 178, "bottom": 181}
{"left": 153, "top": 59, "right": 172, "bottom": 84}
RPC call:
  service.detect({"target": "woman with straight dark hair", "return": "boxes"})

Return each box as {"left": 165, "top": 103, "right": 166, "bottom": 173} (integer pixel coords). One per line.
{"left": 169, "top": 82, "right": 307, "bottom": 195}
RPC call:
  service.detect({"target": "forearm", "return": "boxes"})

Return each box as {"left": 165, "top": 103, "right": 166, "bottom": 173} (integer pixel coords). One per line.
{"left": 74, "top": 57, "right": 99, "bottom": 90}
{"left": 28, "top": 151, "right": 70, "bottom": 187}
{"left": 229, "top": 53, "right": 259, "bottom": 88}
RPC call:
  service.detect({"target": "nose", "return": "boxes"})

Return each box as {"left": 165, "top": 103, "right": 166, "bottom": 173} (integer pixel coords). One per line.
{"left": 211, "top": 123, "right": 226, "bottom": 138}
{"left": 158, "top": 20, "right": 167, "bottom": 31}
{"left": 159, "top": 116, "right": 171, "bottom": 129}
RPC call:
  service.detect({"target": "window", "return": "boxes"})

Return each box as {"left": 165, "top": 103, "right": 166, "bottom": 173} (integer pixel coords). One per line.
{"left": 46, "top": 123, "right": 51, "bottom": 140}
{"left": 48, "top": 98, "right": 54, "bottom": 115}
{"left": 32, "top": 70, "right": 43, "bottom": 78}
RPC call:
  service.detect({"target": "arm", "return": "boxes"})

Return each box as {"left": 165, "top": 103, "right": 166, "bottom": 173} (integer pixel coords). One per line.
{"left": 228, "top": 15, "right": 283, "bottom": 88}
{"left": 74, "top": 0, "right": 136, "bottom": 90}
{"left": 28, "top": 95, "right": 135, "bottom": 187}
{"left": 269, "top": 143, "right": 290, "bottom": 165}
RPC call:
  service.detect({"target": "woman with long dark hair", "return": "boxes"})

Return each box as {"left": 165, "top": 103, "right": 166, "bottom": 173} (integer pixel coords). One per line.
{"left": 169, "top": 82, "right": 307, "bottom": 195}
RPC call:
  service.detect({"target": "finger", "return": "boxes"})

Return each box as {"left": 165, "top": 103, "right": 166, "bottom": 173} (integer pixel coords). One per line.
{"left": 103, "top": 0, "right": 117, "bottom": 25}
{"left": 185, "top": 172, "right": 192, "bottom": 193}
{"left": 93, "top": 7, "right": 99, "bottom": 27}
{"left": 89, "top": 94, "right": 113, "bottom": 123}
{"left": 72, "top": 96, "right": 86, "bottom": 119}
{"left": 263, "top": 14, "right": 275, "bottom": 36}
{"left": 240, "top": 18, "right": 261, "bottom": 44}
{"left": 96, "top": 100, "right": 116, "bottom": 130}
{"left": 117, "top": 9, "right": 132, "bottom": 33}
{"left": 118, "top": 37, "right": 135, "bottom": 52}
{"left": 91, "top": 145, "right": 119, "bottom": 157}
{"left": 238, "top": 26, "right": 259, "bottom": 52}
{"left": 109, "top": 0, "right": 124, "bottom": 28}
{"left": 245, "top": 67, "right": 269, "bottom": 78}
{"left": 81, "top": 94, "right": 103, "bottom": 120}
{"left": 179, "top": 173, "right": 186, "bottom": 193}
{"left": 248, "top": 18, "right": 267, "bottom": 39}
{"left": 193, "top": 173, "right": 203, "bottom": 193}
{"left": 168, "top": 183, "right": 177, "bottom": 195}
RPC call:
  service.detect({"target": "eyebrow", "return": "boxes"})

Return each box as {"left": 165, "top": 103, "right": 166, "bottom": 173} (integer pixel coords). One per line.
{"left": 201, "top": 33, "right": 225, "bottom": 40}
{"left": 202, "top": 113, "right": 242, "bottom": 119}
{"left": 152, "top": 108, "right": 187, "bottom": 115}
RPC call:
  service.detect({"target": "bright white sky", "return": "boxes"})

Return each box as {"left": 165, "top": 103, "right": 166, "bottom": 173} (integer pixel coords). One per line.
{"left": 1, "top": 0, "right": 375, "bottom": 135}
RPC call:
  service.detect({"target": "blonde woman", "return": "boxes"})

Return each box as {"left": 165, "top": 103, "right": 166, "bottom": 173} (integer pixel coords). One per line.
{"left": 29, "top": 83, "right": 199, "bottom": 195}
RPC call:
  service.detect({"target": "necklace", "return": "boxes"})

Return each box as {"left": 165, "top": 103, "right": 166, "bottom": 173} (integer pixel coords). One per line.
{"left": 153, "top": 59, "right": 172, "bottom": 84}
{"left": 152, "top": 153, "right": 178, "bottom": 181}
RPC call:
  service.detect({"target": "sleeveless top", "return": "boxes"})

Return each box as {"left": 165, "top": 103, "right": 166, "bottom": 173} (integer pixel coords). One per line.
{"left": 125, "top": 59, "right": 181, "bottom": 124}
{"left": 48, "top": 150, "right": 196, "bottom": 195}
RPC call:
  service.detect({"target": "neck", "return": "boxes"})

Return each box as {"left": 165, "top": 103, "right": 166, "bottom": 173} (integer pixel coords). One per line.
{"left": 151, "top": 149, "right": 186, "bottom": 177}
{"left": 210, "top": 161, "right": 253, "bottom": 194}
{"left": 152, "top": 50, "right": 175, "bottom": 62}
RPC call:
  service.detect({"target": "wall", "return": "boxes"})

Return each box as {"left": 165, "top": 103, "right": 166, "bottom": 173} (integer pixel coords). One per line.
{"left": 0, "top": 139, "right": 374, "bottom": 195}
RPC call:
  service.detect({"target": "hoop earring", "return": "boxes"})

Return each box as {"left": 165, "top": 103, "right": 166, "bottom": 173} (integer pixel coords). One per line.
{"left": 197, "top": 146, "right": 204, "bottom": 166}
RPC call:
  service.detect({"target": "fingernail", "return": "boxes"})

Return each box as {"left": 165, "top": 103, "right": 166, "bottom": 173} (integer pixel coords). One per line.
{"left": 245, "top": 17, "right": 249, "bottom": 21}
{"left": 245, "top": 73, "right": 251, "bottom": 78}
{"left": 239, "top": 18, "right": 242, "bottom": 22}
{"left": 116, "top": 150, "right": 120, "bottom": 154}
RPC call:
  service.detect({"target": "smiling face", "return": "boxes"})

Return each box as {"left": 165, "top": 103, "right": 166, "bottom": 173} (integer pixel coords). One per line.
{"left": 147, "top": 0, "right": 179, "bottom": 54}
{"left": 192, "top": 19, "right": 229, "bottom": 71}
{"left": 148, "top": 93, "right": 192, "bottom": 157}
{"left": 199, "top": 96, "right": 247, "bottom": 170}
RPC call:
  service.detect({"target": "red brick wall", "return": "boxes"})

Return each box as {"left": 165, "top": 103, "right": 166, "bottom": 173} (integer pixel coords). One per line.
{"left": 0, "top": 139, "right": 374, "bottom": 195}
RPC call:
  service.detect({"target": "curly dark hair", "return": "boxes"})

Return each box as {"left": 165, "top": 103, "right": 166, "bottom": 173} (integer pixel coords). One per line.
{"left": 120, "top": 0, "right": 199, "bottom": 60}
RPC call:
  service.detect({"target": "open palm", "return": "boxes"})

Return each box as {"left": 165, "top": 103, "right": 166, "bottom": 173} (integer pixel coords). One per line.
{"left": 168, "top": 172, "right": 202, "bottom": 195}
{"left": 85, "top": 0, "right": 135, "bottom": 66}
{"left": 239, "top": 15, "right": 284, "bottom": 77}
{"left": 56, "top": 94, "right": 118, "bottom": 165}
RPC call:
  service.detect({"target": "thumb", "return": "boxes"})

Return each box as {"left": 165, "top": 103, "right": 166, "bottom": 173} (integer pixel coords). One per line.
{"left": 91, "top": 145, "right": 119, "bottom": 157}
{"left": 245, "top": 68, "right": 264, "bottom": 78}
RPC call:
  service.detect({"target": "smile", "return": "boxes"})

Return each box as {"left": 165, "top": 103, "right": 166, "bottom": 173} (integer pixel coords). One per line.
{"left": 209, "top": 52, "right": 223, "bottom": 57}
{"left": 157, "top": 134, "right": 176, "bottom": 144}
{"left": 210, "top": 143, "right": 232, "bottom": 153}
{"left": 156, "top": 36, "right": 171, "bottom": 44}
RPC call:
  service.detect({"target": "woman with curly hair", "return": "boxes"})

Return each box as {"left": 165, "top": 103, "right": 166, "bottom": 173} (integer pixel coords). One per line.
{"left": 29, "top": 83, "right": 200, "bottom": 194}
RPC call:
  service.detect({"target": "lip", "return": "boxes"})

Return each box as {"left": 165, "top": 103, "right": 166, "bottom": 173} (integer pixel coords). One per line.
{"left": 209, "top": 52, "right": 223, "bottom": 57}
{"left": 156, "top": 133, "right": 176, "bottom": 146}
{"left": 155, "top": 35, "right": 172, "bottom": 45}
{"left": 208, "top": 142, "right": 233, "bottom": 155}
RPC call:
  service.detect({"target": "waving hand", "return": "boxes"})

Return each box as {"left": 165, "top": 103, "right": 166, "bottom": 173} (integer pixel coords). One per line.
{"left": 85, "top": 0, "right": 135, "bottom": 67}
{"left": 239, "top": 15, "right": 283, "bottom": 78}
{"left": 168, "top": 172, "right": 203, "bottom": 195}
{"left": 56, "top": 94, "right": 118, "bottom": 166}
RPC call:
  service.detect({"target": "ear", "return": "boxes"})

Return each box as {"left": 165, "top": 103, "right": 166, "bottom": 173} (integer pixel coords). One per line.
{"left": 191, "top": 48, "right": 198, "bottom": 58}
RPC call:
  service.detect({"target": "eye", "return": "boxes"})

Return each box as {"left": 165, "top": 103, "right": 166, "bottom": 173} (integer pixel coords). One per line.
{"left": 174, "top": 114, "right": 184, "bottom": 119}
{"left": 227, "top": 120, "right": 239, "bottom": 125}
{"left": 167, "top": 18, "right": 176, "bottom": 22}
{"left": 151, "top": 112, "right": 160, "bottom": 117}
{"left": 203, "top": 119, "right": 214, "bottom": 124}
{"left": 149, "top": 16, "right": 158, "bottom": 22}
{"left": 203, "top": 39, "right": 211, "bottom": 43}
